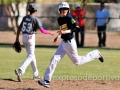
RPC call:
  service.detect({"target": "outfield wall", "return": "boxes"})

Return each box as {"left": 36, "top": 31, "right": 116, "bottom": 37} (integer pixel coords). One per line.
{"left": 0, "top": 3, "right": 120, "bottom": 31}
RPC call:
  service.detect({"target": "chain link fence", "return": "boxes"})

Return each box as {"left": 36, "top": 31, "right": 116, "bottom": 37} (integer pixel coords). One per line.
{"left": 0, "top": 3, "right": 120, "bottom": 48}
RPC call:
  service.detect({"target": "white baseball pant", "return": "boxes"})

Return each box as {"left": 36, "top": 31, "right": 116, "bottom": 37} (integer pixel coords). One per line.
{"left": 19, "top": 34, "right": 39, "bottom": 77}
{"left": 44, "top": 38, "right": 101, "bottom": 81}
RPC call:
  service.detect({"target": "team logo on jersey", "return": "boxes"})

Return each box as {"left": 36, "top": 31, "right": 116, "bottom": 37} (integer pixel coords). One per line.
{"left": 71, "top": 19, "right": 76, "bottom": 24}
{"left": 59, "top": 23, "right": 68, "bottom": 31}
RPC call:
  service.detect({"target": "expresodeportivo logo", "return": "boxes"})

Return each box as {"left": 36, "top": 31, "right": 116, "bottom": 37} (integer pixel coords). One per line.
{"left": 51, "top": 75, "right": 120, "bottom": 81}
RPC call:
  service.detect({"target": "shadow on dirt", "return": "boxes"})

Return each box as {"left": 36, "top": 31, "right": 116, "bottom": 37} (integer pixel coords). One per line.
{"left": 2, "top": 78, "right": 15, "bottom": 82}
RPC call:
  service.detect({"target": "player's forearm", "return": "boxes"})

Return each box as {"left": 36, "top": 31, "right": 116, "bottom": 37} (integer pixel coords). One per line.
{"left": 82, "top": 0, "right": 87, "bottom": 11}
{"left": 39, "top": 28, "right": 50, "bottom": 34}
{"left": 65, "top": 30, "right": 71, "bottom": 33}
{"left": 60, "top": 27, "right": 80, "bottom": 34}
{"left": 58, "top": 26, "right": 80, "bottom": 35}
{"left": 16, "top": 27, "right": 21, "bottom": 42}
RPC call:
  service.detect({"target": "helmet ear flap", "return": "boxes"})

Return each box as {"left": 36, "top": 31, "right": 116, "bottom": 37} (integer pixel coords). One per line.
{"left": 68, "top": 10, "right": 70, "bottom": 13}
{"left": 58, "top": 9, "right": 60, "bottom": 14}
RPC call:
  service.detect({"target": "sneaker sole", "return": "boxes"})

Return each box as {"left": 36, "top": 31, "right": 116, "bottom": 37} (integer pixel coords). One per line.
{"left": 42, "top": 84, "right": 50, "bottom": 88}
{"left": 38, "top": 80, "right": 50, "bottom": 88}
{"left": 15, "top": 70, "right": 22, "bottom": 82}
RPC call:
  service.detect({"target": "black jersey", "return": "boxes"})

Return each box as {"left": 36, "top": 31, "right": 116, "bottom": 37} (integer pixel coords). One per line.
{"left": 57, "top": 14, "right": 78, "bottom": 42}
{"left": 20, "top": 15, "right": 42, "bottom": 34}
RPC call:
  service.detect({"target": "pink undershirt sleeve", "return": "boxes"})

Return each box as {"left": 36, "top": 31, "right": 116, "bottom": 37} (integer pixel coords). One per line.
{"left": 39, "top": 28, "right": 50, "bottom": 34}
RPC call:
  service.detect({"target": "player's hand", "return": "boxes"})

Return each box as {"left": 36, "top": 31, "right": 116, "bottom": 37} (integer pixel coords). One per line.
{"left": 57, "top": 30, "right": 66, "bottom": 34}
{"left": 104, "top": 23, "right": 107, "bottom": 26}
{"left": 53, "top": 37, "right": 58, "bottom": 45}
{"left": 50, "top": 31, "right": 54, "bottom": 36}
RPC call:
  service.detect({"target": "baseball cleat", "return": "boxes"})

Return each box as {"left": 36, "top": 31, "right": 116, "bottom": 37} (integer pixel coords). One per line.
{"left": 33, "top": 75, "right": 41, "bottom": 80}
{"left": 98, "top": 54, "right": 104, "bottom": 62}
{"left": 15, "top": 69, "right": 22, "bottom": 82}
{"left": 38, "top": 80, "right": 50, "bottom": 88}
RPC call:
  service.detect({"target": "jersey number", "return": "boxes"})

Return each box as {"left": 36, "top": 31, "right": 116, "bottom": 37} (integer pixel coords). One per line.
{"left": 22, "top": 22, "right": 32, "bottom": 33}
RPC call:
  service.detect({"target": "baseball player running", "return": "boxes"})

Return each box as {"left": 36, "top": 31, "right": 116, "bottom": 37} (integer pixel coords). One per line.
{"left": 14, "top": 3, "right": 54, "bottom": 82}
{"left": 38, "top": 2, "right": 104, "bottom": 88}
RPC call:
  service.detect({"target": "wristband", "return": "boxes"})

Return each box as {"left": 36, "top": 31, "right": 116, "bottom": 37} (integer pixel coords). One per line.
{"left": 65, "top": 30, "right": 71, "bottom": 33}
{"left": 57, "top": 34, "right": 61, "bottom": 38}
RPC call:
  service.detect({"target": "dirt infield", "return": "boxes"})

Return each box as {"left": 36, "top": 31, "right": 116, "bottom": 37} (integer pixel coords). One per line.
{"left": 1, "top": 79, "right": 120, "bottom": 90}
{"left": 0, "top": 30, "right": 120, "bottom": 90}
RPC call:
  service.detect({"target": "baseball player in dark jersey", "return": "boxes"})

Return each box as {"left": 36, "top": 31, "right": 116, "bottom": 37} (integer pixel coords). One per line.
{"left": 14, "top": 3, "right": 54, "bottom": 82}
{"left": 38, "top": 2, "right": 104, "bottom": 88}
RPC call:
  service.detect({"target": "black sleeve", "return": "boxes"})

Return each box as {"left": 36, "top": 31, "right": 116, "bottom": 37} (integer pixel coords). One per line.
{"left": 69, "top": 15, "right": 80, "bottom": 32}
{"left": 71, "top": 25, "right": 80, "bottom": 32}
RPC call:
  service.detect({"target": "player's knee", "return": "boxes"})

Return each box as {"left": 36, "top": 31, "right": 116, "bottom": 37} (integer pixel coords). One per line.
{"left": 28, "top": 53, "right": 35, "bottom": 59}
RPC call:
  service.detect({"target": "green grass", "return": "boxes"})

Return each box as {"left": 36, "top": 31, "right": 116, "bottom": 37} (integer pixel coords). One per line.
{"left": 0, "top": 45, "right": 120, "bottom": 81}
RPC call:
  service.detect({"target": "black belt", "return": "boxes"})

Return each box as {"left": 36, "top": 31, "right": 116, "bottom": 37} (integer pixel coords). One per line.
{"left": 23, "top": 32, "right": 36, "bottom": 35}
{"left": 62, "top": 38, "right": 73, "bottom": 43}
{"left": 63, "top": 39, "right": 71, "bottom": 43}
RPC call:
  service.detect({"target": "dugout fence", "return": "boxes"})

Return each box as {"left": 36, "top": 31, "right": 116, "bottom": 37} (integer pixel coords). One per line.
{"left": 0, "top": 3, "right": 120, "bottom": 48}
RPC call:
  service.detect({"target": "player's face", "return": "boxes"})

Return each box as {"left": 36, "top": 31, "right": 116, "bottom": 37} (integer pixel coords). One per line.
{"left": 76, "top": 7, "right": 80, "bottom": 10}
{"left": 100, "top": 4, "right": 104, "bottom": 10}
{"left": 60, "top": 8, "right": 69, "bottom": 17}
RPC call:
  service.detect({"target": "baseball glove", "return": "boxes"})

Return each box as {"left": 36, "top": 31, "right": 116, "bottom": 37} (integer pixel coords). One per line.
{"left": 13, "top": 42, "right": 22, "bottom": 53}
